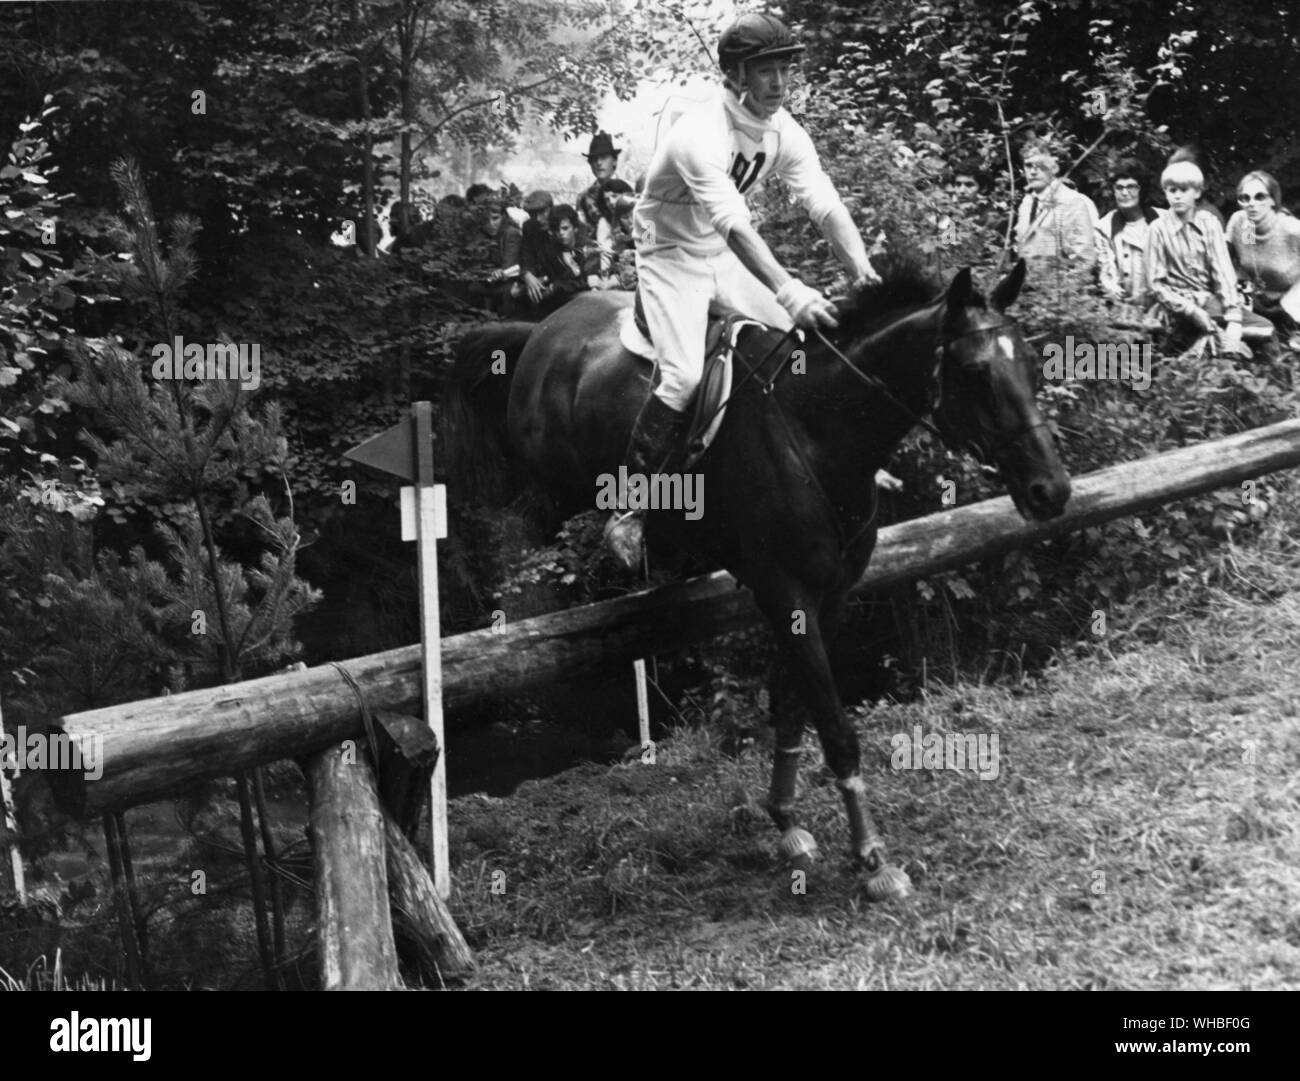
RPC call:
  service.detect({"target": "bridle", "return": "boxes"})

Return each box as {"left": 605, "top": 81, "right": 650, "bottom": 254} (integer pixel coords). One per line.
{"left": 811, "top": 321, "right": 1054, "bottom": 465}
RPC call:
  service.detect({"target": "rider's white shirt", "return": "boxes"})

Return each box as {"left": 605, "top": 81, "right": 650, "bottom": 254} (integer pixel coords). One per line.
{"left": 634, "top": 91, "right": 841, "bottom": 257}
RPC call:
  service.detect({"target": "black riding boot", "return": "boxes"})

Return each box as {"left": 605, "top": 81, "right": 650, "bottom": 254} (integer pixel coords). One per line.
{"left": 603, "top": 394, "right": 691, "bottom": 570}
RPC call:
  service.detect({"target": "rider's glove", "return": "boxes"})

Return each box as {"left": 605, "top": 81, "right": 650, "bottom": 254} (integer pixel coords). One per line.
{"left": 776, "top": 279, "right": 833, "bottom": 328}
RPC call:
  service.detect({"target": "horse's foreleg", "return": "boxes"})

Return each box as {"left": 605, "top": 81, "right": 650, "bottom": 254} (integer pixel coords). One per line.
{"left": 762, "top": 589, "right": 911, "bottom": 901}
{"left": 764, "top": 662, "right": 807, "bottom": 834}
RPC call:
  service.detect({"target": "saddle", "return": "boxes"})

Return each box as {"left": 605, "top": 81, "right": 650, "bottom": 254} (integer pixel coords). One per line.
{"left": 622, "top": 289, "right": 768, "bottom": 465}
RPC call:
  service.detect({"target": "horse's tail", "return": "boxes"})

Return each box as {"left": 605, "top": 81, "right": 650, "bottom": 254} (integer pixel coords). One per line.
{"left": 440, "top": 321, "right": 535, "bottom": 505}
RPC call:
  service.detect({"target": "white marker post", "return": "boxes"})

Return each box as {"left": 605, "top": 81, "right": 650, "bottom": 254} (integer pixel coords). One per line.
{"left": 346, "top": 401, "right": 449, "bottom": 899}
{"left": 633, "top": 658, "right": 653, "bottom": 764}
{"left": 0, "top": 690, "right": 26, "bottom": 900}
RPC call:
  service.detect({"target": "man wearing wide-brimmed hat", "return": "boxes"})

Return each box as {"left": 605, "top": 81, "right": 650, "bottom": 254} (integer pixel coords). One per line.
{"left": 578, "top": 131, "right": 622, "bottom": 229}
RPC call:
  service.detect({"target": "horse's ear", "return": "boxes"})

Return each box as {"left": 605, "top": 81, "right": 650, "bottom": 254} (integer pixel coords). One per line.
{"left": 945, "top": 267, "right": 974, "bottom": 308}
{"left": 990, "top": 259, "right": 1027, "bottom": 311}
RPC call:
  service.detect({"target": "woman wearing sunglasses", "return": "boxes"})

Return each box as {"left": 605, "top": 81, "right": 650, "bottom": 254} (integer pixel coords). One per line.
{"left": 1226, "top": 170, "right": 1300, "bottom": 350}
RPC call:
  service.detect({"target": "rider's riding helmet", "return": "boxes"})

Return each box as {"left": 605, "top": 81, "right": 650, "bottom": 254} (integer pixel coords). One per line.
{"left": 717, "top": 13, "right": 804, "bottom": 74}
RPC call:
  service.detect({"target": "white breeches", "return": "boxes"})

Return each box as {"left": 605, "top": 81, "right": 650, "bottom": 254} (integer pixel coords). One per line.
{"left": 635, "top": 244, "right": 792, "bottom": 411}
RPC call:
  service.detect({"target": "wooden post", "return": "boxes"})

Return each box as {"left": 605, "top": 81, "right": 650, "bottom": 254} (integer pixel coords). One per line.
{"left": 633, "top": 659, "right": 654, "bottom": 763}
{"left": 102, "top": 813, "right": 142, "bottom": 990}
{"left": 306, "top": 741, "right": 402, "bottom": 991}
{"left": 410, "top": 401, "right": 449, "bottom": 899}
{"left": 0, "top": 691, "right": 24, "bottom": 899}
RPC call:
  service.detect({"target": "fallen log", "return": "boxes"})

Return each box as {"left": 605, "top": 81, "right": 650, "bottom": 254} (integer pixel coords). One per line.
{"left": 307, "top": 743, "right": 402, "bottom": 991}
{"left": 384, "top": 811, "right": 475, "bottom": 983}
{"left": 49, "top": 418, "right": 1300, "bottom": 816}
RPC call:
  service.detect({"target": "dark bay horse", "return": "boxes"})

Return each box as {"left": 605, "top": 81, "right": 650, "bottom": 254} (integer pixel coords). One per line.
{"left": 444, "top": 256, "right": 1071, "bottom": 901}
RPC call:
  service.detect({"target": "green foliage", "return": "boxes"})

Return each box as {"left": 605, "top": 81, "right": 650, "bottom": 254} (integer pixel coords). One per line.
{"left": 495, "top": 510, "right": 639, "bottom": 612}
{"left": 0, "top": 102, "right": 112, "bottom": 502}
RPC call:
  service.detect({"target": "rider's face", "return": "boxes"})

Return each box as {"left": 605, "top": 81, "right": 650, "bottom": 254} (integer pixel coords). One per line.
{"left": 590, "top": 154, "right": 617, "bottom": 181}
{"left": 740, "top": 59, "right": 792, "bottom": 118}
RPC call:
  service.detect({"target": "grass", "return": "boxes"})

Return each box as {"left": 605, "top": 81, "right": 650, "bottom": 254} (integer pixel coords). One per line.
{"left": 445, "top": 534, "right": 1300, "bottom": 990}
{"left": 0, "top": 949, "right": 119, "bottom": 991}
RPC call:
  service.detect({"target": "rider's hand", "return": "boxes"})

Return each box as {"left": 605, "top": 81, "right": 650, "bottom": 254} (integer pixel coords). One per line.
{"left": 852, "top": 262, "right": 882, "bottom": 289}
{"left": 1222, "top": 320, "right": 1244, "bottom": 346}
{"left": 524, "top": 272, "right": 545, "bottom": 305}
{"left": 776, "top": 279, "right": 839, "bottom": 329}
{"left": 874, "top": 468, "right": 903, "bottom": 492}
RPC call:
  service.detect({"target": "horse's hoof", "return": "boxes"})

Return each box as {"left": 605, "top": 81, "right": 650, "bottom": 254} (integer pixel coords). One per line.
{"left": 863, "top": 863, "right": 912, "bottom": 903}
{"left": 777, "top": 828, "right": 819, "bottom": 871}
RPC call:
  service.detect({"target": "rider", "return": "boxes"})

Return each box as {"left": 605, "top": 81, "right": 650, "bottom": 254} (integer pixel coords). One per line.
{"left": 604, "top": 12, "right": 880, "bottom": 569}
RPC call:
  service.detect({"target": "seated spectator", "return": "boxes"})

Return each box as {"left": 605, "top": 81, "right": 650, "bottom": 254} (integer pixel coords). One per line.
{"left": 1095, "top": 159, "right": 1164, "bottom": 309}
{"left": 586, "top": 192, "right": 638, "bottom": 290}
{"left": 515, "top": 204, "right": 589, "bottom": 310}
{"left": 519, "top": 189, "right": 554, "bottom": 283}
{"left": 1168, "top": 145, "right": 1225, "bottom": 226}
{"left": 1146, "top": 160, "right": 1270, "bottom": 357}
{"left": 588, "top": 178, "right": 634, "bottom": 279}
{"left": 607, "top": 193, "right": 639, "bottom": 291}
{"left": 1014, "top": 141, "right": 1100, "bottom": 276}
{"left": 465, "top": 197, "right": 523, "bottom": 313}
{"left": 1226, "top": 170, "right": 1300, "bottom": 351}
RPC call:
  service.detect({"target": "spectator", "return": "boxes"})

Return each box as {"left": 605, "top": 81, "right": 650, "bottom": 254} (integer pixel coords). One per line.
{"left": 466, "top": 182, "right": 495, "bottom": 207}
{"left": 1226, "top": 170, "right": 1300, "bottom": 351}
{"left": 591, "top": 177, "right": 635, "bottom": 277}
{"left": 1146, "top": 160, "right": 1268, "bottom": 357}
{"left": 608, "top": 193, "right": 639, "bottom": 290}
{"left": 1095, "top": 158, "right": 1164, "bottom": 308}
{"left": 515, "top": 204, "right": 589, "bottom": 310}
{"left": 390, "top": 194, "right": 465, "bottom": 254}
{"left": 948, "top": 163, "right": 989, "bottom": 204}
{"left": 1168, "top": 145, "right": 1225, "bottom": 226}
{"left": 577, "top": 132, "right": 623, "bottom": 229}
{"left": 1014, "top": 141, "right": 1100, "bottom": 275}
{"left": 519, "top": 190, "right": 557, "bottom": 305}
{"left": 944, "top": 160, "right": 1000, "bottom": 258}
{"left": 467, "top": 197, "right": 523, "bottom": 313}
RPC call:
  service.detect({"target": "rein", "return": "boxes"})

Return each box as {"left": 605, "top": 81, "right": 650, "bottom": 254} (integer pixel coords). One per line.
{"left": 706, "top": 313, "right": 1052, "bottom": 558}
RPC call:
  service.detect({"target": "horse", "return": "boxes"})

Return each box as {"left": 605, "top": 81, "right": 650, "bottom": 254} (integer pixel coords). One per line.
{"left": 443, "top": 255, "right": 1071, "bottom": 901}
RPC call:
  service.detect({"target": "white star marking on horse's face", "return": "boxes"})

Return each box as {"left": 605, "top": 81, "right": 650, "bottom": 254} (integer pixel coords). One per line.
{"left": 997, "top": 334, "right": 1017, "bottom": 364}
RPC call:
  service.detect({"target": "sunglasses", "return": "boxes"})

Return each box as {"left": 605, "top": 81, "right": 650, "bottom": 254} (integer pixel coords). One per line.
{"left": 1238, "top": 192, "right": 1272, "bottom": 204}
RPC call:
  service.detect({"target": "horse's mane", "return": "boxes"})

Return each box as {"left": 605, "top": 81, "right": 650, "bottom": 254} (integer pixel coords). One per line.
{"left": 834, "top": 252, "right": 950, "bottom": 338}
